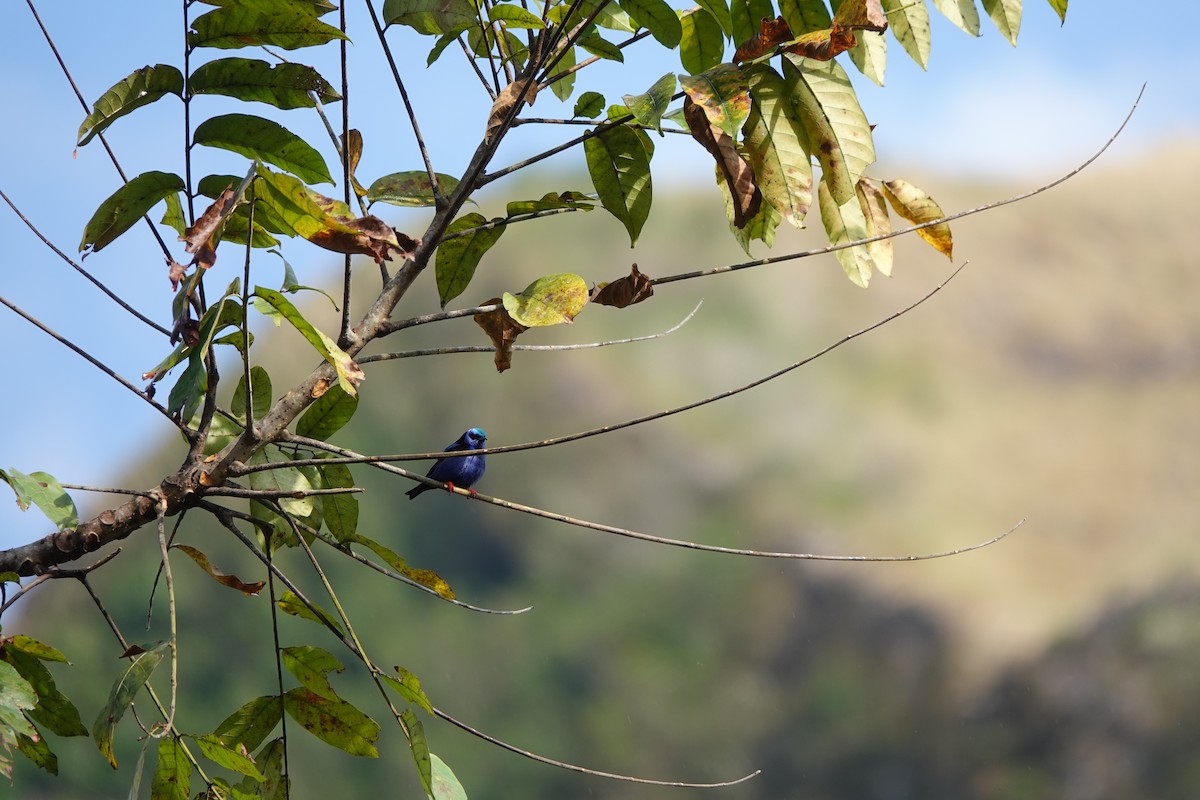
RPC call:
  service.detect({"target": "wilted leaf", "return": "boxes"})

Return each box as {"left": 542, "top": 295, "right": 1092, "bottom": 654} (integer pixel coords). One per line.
{"left": 882, "top": 178, "right": 953, "bottom": 259}
{"left": 621, "top": 73, "right": 677, "bottom": 133}
{"left": 473, "top": 297, "right": 528, "bottom": 373}
{"left": 308, "top": 213, "right": 416, "bottom": 264}
{"left": 79, "top": 171, "right": 187, "bottom": 255}
{"left": 730, "top": 0, "right": 774, "bottom": 44}
{"left": 436, "top": 213, "right": 506, "bottom": 307}
{"left": 92, "top": 642, "right": 168, "bottom": 769}
{"left": 188, "top": 58, "right": 340, "bottom": 108}
{"left": 183, "top": 187, "right": 239, "bottom": 269}
{"left": 486, "top": 78, "right": 540, "bottom": 142}
{"left": 733, "top": 16, "right": 794, "bottom": 63}
{"left": 590, "top": 263, "right": 655, "bottom": 307}
{"left": 173, "top": 544, "right": 265, "bottom": 596}
{"left": 584, "top": 126, "right": 653, "bottom": 246}
{"left": 679, "top": 63, "right": 751, "bottom": 139}
{"left": 683, "top": 96, "right": 761, "bottom": 229}
{"left": 283, "top": 688, "right": 380, "bottom": 757}
{"left": 78, "top": 65, "right": 184, "bottom": 147}
{"left": 194, "top": 114, "right": 332, "bottom": 185}
{"left": 856, "top": 177, "right": 894, "bottom": 276}
{"left": 818, "top": 177, "right": 875, "bottom": 287}
{"left": 503, "top": 273, "right": 589, "bottom": 327}
{"left": 348, "top": 534, "right": 455, "bottom": 598}
{"left": 253, "top": 287, "right": 364, "bottom": 396}
{"left": 275, "top": 591, "right": 343, "bottom": 631}
{"left": 505, "top": 191, "right": 595, "bottom": 217}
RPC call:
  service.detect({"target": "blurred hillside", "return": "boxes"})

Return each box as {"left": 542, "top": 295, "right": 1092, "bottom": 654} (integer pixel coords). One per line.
{"left": 9, "top": 141, "right": 1200, "bottom": 799}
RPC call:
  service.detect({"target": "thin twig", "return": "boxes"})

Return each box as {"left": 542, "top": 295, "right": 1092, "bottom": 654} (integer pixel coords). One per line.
{"left": 154, "top": 501, "right": 179, "bottom": 730}
{"left": 434, "top": 705, "right": 761, "bottom": 787}
{"left": 0, "top": 293, "right": 179, "bottom": 426}
{"left": 0, "top": 188, "right": 170, "bottom": 336}
{"left": 654, "top": 85, "right": 1147, "bottom": 285}
{"left": 538, "top": 29, "right": 652, "bottom": 90}
{"left": 202, "top": 486, "right": 365, "bottom": 499}
{"left": 361, "top": 300, "right": 701, "bottom": 363}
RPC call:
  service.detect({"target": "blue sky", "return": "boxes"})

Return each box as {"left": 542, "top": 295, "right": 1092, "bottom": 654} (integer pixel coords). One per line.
{"left": 0, "top": 0, "right": 1195, "bottom": 552}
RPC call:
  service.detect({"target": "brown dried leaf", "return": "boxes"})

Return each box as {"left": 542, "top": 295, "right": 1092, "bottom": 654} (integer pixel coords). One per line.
{"left": 591, "top": 264, "right": 655, "bottom": 308}
{"left": 486, "top": 78, "right": 539, "bottom": 142}
{"left": 682, "top": 97, "right": 761, "bottom": 229}
{"left": 832, "top": 0, "right": 887, "bottom": 33}
{"left": 733, "top": 16, "right": 794, "bottom": 64}
{"left": 182, "top": 187, "right": 237, "bottom": 270}
{"left": 474, "top": 297, "right": 528, "bottom": 373}
{"left": 783, "top": 26, "right": 858, "bottom": 60}
{"left": 173, "top": 544, "right": 265, "bottom": 596}
{"left": 167, "top": 259, "right": 187, "bottom": 290}
{"left": 307, "top": 214, "right": 418, "bottom": 264}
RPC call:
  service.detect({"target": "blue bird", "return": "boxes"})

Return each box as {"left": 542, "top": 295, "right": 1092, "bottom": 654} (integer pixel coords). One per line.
{"left": 405, "top": 428, "right": 487, "bottom": 499}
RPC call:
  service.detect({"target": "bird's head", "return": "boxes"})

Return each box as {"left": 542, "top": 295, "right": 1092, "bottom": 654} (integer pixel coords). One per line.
{"left": 463, "top": 428, "right": 488, "bottom": 448}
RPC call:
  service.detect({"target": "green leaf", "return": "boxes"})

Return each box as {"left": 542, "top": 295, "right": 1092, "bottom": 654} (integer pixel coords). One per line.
{"left": 194, "top": 733, "right": 265, "bottom": 781}
{"left": 283, "top": 688, "right": 380, "bottom": 757}
{"left": 549, "top": 44, "right": 577, "bottom": 102}
{"left": 167, "top": 294, "right": 242, "bottom": 418}
{"left": 151, "top": 737, "right": 191, "bottom": 800}
{"left": 16, "top": 727, "right": 57, "bottom": 775}
{"left": 430, "top": 754, "right": 469, "bottom": 800}
{"left": 622, "top": 73, "right": 676, "bottom": 133}
{"left": 616, "top": 0, "right": 682, "bottom": 47}
{"left": 818, "top": 177, "right": 875, "bottom": 287}
{"left": 743, "top": 65, "right": 813, "bottom": 229}
{"left": 252, "top": 287, "right": 363, "bottom": 396}
{"left": 188, "top": 58, "right": 341, "bottom": 109}
{"left": 189, "top": 6, "right": 348, "bottom": 49}
{"left": 680, "top": 9, "right": 726, "bottom": 75}
{"left": 160, "top": 192, "right": 187, "bottom": 238}
{"left": 783, "top": 54, "right": 874, "bottom": 206}
{"left": 577, "top": 31, "right": 625, "bottom": 62}
{"left": 6, "top": 636, "right": 69, "bottom": 664}
{"left": 1, "top": 650, "right": 87, "bottom": 737}
{"left": 281, "top": 646, "right": 343, "bottom": 700}
{"left": 882, "top": 0, "right": 931, "bottom": 68}
{"left": 275, "top": 591, "right": 343, "bottom": 631}
{"left": 77, "top": 65, "right": 183, "bottom": 147}
{"left": 573, "top": 91, "right": 606, "bottom": 118}
{"left": 931, "top": 0, "right": 981, "bottom": 36}
{"left": 194, "top": 114, "right": 332, "bottom": 185}
{"left": 365, "top": 171, "right": 463, "bottom": 207}
{"left": 503, "top": 273, "right": 589, "bottom": 327}
{"left": 585, "top": 126, "right": 653, "bottom": 246}
{"left": 730, "top": 0, "right": 775, "bottom": 46}
{"left": 296, "top": 384, "right": 358, "bottom": 440}
{"left": 488, "top": 3, "right": 544, "bottom": 28}
{"left": 251, "top": 738, "right": 288, "bottom": 800}
{"left": 0, "top": 660, "right": 39, "bottom": 742}
{"left": 247, "top": 453, "right": 314, "bottom": 517}
{"left": 92, "top": 643, "right": 169, "bottom": 769}
{"left": 79, "top": 171, "right": 186, "bottom": 254}
{"left": 779, "top": 0, "right": 831, "bottom": 33}
{"left": 1047, "top": 0, "right": 1067, "bottom": 24}
{"left": 316, "top": 462, "right": 358, "bottom": 542}
{"left": 347, "top": 534, "right": 455, "bottom": 599}
{"left": 1, "top": 469, "right": 78, "bottom": 529}
{"left": 197, "top": 0, "right": 337, "bottom": 13}
{"left": 213, "top": 696, "right": 284, "bottom": 753}
{"left": 679, "top": 63, "right": 750, "bottom": 139}
{"left": 252, "top": 168, "right": 350, "bottom": 238}
{"left": 402, "top": 709, "right": 433, "bottom": 795}
{"left": 695, "top": 0, "right": 733, "bottom": 37}
{"left": 382, "top": 0, "right": 478, "bottom": 34}
{"left": 982, "top": 0, "right": 1021, "bottom": 45}
{"left": 166, "top": 357, "right": 208, "bottom": 420}
{"left": 435, "top": 212, "right": 506, "bottom": 307}
{"left": 231, "top": 365, "right": 273, "bottom": 424}
{"left": 382, "top": 668, "right": 434, "bottom": 715}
